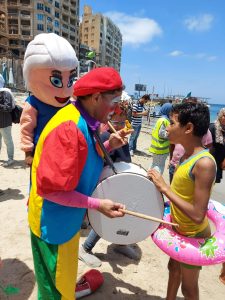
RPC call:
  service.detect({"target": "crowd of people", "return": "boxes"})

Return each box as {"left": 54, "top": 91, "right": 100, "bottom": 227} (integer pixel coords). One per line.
{"left": 0, "top": 33, "right": 225, "bottom": 300}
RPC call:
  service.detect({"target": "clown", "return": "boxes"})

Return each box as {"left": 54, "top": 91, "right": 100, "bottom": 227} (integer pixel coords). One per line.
{"left": 20, "top": 33, "right": 78, "bottom": 165}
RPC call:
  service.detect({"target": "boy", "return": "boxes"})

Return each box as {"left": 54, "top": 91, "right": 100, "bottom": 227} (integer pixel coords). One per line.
{"left": 148, "top": 102, "right": 216, "bottom": 300}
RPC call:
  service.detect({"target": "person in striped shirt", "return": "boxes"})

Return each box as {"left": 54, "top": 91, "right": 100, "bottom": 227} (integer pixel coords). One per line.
{"left": 129, "top": 94, "right": 150, "bottom": 156}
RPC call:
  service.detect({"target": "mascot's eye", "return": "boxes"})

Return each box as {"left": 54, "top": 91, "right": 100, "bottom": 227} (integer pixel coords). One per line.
{"left": 50, "top": 76, "right": 63, "bottom": 88}
{"left": 67, "top": 76, "right": 76, "bottom": 88}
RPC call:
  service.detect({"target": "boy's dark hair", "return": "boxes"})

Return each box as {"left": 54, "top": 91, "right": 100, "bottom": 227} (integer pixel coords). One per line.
{"left": 182, "top": 96, "right": 198, "bottom": 104}
{"left": 141, "top": 94, "right": 150, "bottom": 100}
{"left": 171, "top": 102, "right": 210, "bottom": 137}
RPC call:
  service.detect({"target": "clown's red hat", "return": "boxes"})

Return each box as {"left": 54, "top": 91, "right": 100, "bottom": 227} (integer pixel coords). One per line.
{"left": 73, "top": 67, "right": 123, "bottom": 96}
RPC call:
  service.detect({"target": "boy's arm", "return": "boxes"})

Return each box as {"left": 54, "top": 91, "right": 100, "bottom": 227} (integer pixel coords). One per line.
{"left": 148, "top": 157, "right": 216, "bottom": 223}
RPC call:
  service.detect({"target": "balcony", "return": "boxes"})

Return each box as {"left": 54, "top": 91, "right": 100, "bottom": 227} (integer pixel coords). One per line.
{"left": 9, "top": 44, "right": 21, "bottom": 49}
{"left": 62, "top": 7, "right": 69, "bottom": 16}
{"left": 8, "top": 33, "right": 20, "bottom": 38}
{"left": 62, "top": 27, "right": 69, "bottom": 34}
{"left": 0, "top": 6, "right": 7, "bottom": 14}
{"left": 20, "top": 1, "right": 32, "bottom": 8}
{"left": 21, "top": 35, "right": 32, "bottom": 40}
{"left": 20, "top": 13, "right": 31, "bottom": 19}
{"left": 8, "top": 13, "right": 18, "bottom": 19}
{"left": 0, "top": 38, "right": 8, "bottom": 48}
{"left": 20, "top": 25, "right": 30, "bottom": 29}
{"left": 7, "top": 1, "right": 20, "bottom": 7}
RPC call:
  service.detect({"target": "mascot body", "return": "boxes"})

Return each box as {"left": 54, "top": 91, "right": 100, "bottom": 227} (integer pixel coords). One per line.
{"left": 21, "top": 33, "right": 104, "bottom": 299}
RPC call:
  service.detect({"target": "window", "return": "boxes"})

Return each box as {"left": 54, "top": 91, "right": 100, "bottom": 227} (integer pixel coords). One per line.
{"left": 37, "top": 23, "right": 44, "bottom": 31}
{"left": 21, "top": 20, "right": 30, "bottom": 26}
{"left": 55, "top": 30, "right": 59, "bottom": 35}
{"left": 55, "top": 1, "right": 60, "bottom": 8}
{"left": 45, "top": 6, "right": 51, "bottom": 13}
{"left": 54, "top": 20, "right": 59, "bottom": 28}
{"left": 22, "top": 30, "right": 30, "bottom": 36}
{"left": 37, "top": 14, "right": 43, "bottom": 21}
{"left": 55, "top": 12, "right": 59, "bottom": 18}
{"left": 47, "top": 26, "right": 52, "bottom": 32}
{"left": 47, "top": 16, "right": 52, "bottom": 22}
{"left": 37, "top": 3, "right": 44, "bottom": 10}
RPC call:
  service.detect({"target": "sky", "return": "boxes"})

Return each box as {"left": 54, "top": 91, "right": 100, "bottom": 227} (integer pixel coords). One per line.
{"left": 80, "top": 0, "right": 225, "bottom": 104}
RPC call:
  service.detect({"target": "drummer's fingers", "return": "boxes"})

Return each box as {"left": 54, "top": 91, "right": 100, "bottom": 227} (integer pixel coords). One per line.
{"left": 114, "top": 202, "right": 125, "bottom": 210}
{"left": 119, "top": 129, "right": 133, "bottom": 137}
{"left": 115, "top": 133, "right": 124, "bottom": 143}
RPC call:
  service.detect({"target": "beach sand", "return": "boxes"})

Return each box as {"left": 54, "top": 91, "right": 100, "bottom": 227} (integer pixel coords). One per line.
{"left": 0, "top": 108, "right": 224, "bottom": 299}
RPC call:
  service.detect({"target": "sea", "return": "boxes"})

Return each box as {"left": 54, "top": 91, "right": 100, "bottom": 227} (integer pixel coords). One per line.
{"left": 209, "top": 103, "right": 225, "bottom": 122}
{"left": 151, "top": 103, "right": 225, "bottom": 123}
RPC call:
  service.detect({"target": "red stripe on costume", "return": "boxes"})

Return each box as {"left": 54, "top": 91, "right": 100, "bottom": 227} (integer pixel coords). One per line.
{"left": 37, "top": 121, "right": 88, "bottom": 196}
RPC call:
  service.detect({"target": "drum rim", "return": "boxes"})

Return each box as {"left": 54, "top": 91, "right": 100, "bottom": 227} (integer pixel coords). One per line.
{"left": 98, "top": 161, "right": 148, "bottom": 184}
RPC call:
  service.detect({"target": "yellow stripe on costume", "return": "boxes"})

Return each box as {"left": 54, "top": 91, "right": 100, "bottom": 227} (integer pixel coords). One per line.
{"left": 56, "top": 231, "right": 80, "bottom": 300}
{"left": 29, "top": 104, "right": 81, "bottom": 238}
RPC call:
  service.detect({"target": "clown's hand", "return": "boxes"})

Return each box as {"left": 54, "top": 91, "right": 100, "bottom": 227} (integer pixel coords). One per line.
{"left": 98, "top": 199, "right": 125, "bottom": 218}
{"left": 108, "top": 128, "right": 133, "bottom": 150}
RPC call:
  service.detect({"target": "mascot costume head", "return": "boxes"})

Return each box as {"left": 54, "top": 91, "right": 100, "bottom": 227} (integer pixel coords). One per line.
{"left": 23, "top": 33, "right": 78, "bottom": 107}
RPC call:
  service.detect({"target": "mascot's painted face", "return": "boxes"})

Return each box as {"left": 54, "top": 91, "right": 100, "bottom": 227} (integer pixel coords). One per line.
{"left": 28, "top": 68, "right": 77, "bottom": 107}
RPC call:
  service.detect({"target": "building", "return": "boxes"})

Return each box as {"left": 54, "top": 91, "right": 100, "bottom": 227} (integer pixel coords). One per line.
{"left": 79, "top": 43, "right": 96, "bottom": 74}
{"left": 80, "top": 5, "right": 122, "bottom": 72}
{"left": 0, "top": 0, "right": 80, "bottom": 89}
{"left": 0, "top": 0, "right": 80, "bottom": 58}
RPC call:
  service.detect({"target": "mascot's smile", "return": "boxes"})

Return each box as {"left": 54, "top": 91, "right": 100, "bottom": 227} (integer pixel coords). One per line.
{"left": 55, "top": 96, "right": 70, "bottom": 104}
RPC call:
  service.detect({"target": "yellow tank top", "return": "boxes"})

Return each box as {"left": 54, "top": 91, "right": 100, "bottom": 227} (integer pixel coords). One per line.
{"left": 171, "top": 149, "right": 215, "bottom": 236}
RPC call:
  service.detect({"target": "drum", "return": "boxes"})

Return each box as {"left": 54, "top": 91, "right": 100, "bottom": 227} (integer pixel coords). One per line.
{"left": 88, "top": 162, "right": 164, "bottom": 245}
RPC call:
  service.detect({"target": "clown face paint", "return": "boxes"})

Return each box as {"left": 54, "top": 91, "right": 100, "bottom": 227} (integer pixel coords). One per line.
{"left": 94, "top": 92, "right": 122, "bottom": 124}
{"left": 28, "top": 68, "right": 76, "bottom": 107}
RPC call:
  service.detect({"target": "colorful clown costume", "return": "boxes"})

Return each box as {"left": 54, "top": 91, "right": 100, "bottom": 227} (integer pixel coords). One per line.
{"left": 28, "top": 102, "right": 104, "bottom": 300}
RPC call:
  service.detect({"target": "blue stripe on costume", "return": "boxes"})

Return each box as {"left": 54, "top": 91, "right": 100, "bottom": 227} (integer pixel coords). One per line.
{"left": 26, "top": 95, "right": 61, "bottom": 147}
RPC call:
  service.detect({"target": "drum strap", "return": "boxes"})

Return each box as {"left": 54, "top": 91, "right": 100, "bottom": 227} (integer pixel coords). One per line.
{"left": 93, "top": 131, "right": 117, "bottom": 174}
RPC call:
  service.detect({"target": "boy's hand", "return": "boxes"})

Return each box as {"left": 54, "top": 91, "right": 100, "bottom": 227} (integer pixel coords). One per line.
{"left": 147, "top": 169, "right": 169, "bottom": 194}
{"left": 97, "top": 199, "right": 125, "bottom": 218}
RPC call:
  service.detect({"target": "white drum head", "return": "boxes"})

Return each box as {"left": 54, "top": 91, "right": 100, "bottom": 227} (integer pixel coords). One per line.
{"left": 99, "top": 161, "right": 147, "bottom": 181}
{"left": 88, "top": 163, "right": 164, "bottom": 245}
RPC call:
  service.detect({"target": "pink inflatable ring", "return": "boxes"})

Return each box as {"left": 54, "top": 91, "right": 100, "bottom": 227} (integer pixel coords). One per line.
{"left": 152, "top": 200, "right": 225, "bottom": 266}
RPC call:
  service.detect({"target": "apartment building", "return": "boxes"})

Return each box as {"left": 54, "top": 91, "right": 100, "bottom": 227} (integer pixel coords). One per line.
{"left": 80, "top": 5, "right": 122, "bottom": 72}
{"left": 0, "top": 0, "right": 80, "bottom": 58}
